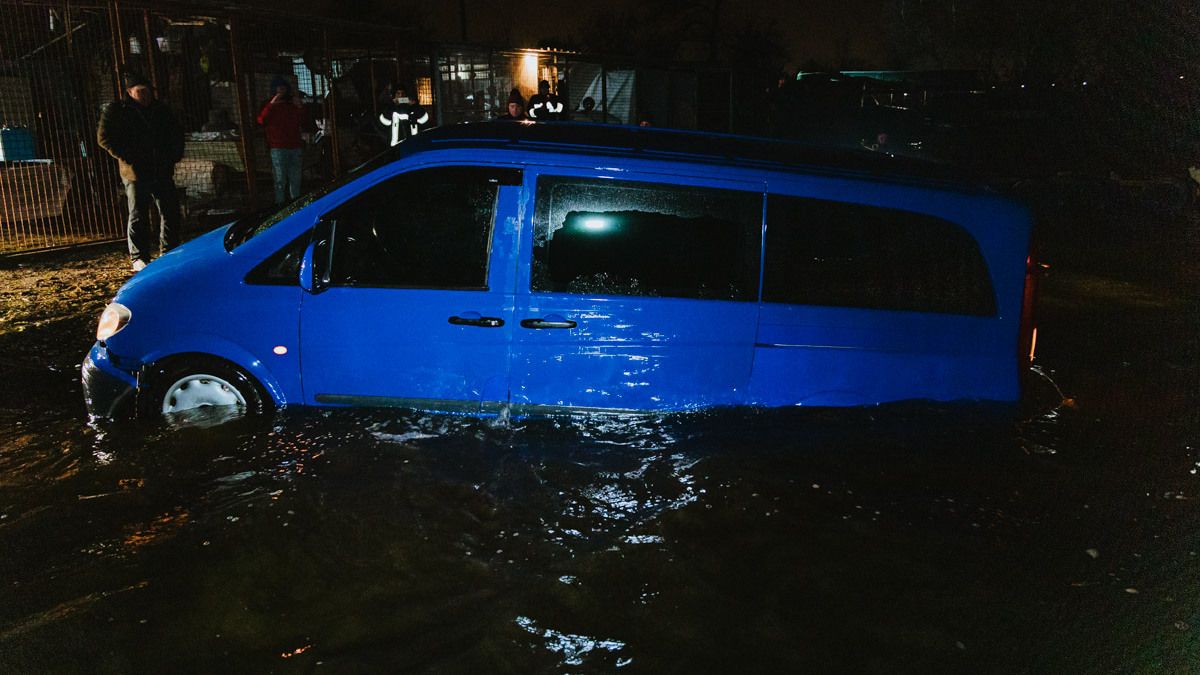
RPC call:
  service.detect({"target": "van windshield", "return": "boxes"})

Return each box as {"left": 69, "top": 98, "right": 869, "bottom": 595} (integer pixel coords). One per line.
{"left": 223, "top": 145, "right": 404, "bottom": 250}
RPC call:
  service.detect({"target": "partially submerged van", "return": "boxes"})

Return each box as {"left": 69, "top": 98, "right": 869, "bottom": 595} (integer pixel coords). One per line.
{"left": 83, "top": 122, "right": 1037, "bottom": 419}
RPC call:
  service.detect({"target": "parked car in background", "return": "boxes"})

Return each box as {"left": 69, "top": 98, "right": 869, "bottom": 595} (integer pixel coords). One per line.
{"left": 83, "top": 122, "right": 1037, "bottom": 420}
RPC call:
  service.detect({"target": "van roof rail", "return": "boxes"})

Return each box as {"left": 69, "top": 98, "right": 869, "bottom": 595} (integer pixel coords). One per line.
{"left": 413, "top": 121, "right": 980, "bottom": 188}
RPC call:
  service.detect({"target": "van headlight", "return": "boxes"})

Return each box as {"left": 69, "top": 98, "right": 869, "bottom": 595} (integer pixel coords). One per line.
{"left": 96, "top": 303, "right": 132, "bottom": 341}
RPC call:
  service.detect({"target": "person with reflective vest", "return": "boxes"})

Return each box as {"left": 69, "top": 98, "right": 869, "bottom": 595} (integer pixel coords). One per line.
{"left": 527, "top": 80, "right": 566, "bottom": 121}
{"left": 378, "top": 84, "right": 429, "bottom": 146}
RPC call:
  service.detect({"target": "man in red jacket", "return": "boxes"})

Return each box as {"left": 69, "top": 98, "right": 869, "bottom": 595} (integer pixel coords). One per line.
{"left": 257, "top": 75, "right": 308, "bottom": 204}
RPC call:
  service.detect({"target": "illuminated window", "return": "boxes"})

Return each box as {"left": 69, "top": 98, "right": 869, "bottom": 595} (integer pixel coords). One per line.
{"left": 416, "top": 77, "right": 433, "bottom": 106}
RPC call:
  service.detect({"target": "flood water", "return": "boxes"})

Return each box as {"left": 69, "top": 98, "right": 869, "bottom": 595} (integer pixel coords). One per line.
{"left": 1, "top": 186, "right": 1197, "bottom": 673}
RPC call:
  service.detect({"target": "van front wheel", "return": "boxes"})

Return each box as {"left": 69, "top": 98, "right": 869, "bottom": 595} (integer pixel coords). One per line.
{"left": 141, "top": 357, "right": 267, "bottom": 418}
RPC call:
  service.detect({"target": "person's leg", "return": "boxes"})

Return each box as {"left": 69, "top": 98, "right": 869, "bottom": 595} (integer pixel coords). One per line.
{"left": 125, "top": 180, "right": 152, "bottom": 266}
{"left": 150, "top": 178, "right": 183, "bottom": 253}
{"left": 270, "top": 148, "right": 287, "bottom": 204}
{"left": 285, "top": 148, "right": 303, "bottom": 201}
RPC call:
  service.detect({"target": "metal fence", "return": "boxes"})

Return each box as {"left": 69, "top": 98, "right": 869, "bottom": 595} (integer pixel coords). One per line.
{"left": 0, "top": 0, "right": 735, "bottom": 255}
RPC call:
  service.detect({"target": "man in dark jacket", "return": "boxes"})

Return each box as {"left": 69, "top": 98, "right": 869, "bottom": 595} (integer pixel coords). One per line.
{"left": 527, "top": 80, "right": 565, "bottom": 121}
{"left": 97, "top": 72, "right": 185, "bottom": 271}
{"left": 377, "top": 84, "right": 429, "bottom": 147}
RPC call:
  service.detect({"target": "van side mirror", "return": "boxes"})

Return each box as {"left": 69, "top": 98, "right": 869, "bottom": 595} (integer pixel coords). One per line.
{"left": 299, "top": 241, "right": 318, "bottom": 293}
{"left": 299, "top": 219, "right": 334, "bottom": 293}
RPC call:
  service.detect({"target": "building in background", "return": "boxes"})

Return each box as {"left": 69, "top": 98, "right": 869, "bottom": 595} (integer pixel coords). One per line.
{"left": 0, "top": 0, "right": 734, "bottom": 254}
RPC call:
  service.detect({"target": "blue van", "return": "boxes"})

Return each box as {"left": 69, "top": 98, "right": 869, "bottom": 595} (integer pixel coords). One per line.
{"left": 82, "top": 123, "right": 1037, "bottom": 419}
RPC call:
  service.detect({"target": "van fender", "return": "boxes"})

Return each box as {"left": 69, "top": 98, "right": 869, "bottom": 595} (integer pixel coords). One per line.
{"left": 137, "top": 335, "right": 289, "bottom": 407}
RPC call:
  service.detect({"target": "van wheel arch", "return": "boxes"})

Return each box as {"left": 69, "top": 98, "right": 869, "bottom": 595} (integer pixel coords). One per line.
{"left": 138, "top": 353, "right": 271, "bottom": 419}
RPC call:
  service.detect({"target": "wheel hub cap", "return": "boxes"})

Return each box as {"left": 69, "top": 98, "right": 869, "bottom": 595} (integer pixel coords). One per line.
{"left": 161, "top": 374, "right": 247, "bottom": 413}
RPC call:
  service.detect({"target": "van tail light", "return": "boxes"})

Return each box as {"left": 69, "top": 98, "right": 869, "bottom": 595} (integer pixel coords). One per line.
{"left": 1018, "top": 253, "right": 1045, "bottom": 369}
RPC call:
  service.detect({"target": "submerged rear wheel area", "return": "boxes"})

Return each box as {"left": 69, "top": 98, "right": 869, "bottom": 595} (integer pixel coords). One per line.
{"left": 140, "top": 355, "right": 269, "bottom": 419}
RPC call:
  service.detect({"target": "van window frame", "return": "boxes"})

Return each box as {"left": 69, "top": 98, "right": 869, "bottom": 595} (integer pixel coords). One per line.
{"left": 761, "top": 192, "right": 998, "bottom": 317}
{"left": 525, "top": 168, "right": 766, "bottom": 303}
{"left": 310, "top": 163, "right": 522, "bottom": 292}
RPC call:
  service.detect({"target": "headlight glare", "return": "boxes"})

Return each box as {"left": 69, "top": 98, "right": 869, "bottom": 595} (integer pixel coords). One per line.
{"left": 96, "top": 303, "right": 131, "bottom": 341}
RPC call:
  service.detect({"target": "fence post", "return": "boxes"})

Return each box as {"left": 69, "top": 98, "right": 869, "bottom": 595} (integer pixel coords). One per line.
{"left": 110, "top": 0, "right": 126, "bottom": 67}
{"left": 487, "top": 48, "right": 495, "bottom": 118}
{"left": 601, "top": 62, "right": 608, "bottom": 123}
{"left": 368, "top": 47, "right": 378, "bottom": 123}
{"left": 64, "top": 1, "right": 74, "bottom": 57}
{"left": 106, "top": 0, "right": 123, "bottom": 90}
{"left": 228, "top": 16, "right": 258, "bottom": 204}
{"left": 727, "top": 70, "right": 734, "bottom": 133}
{"left": 430, "top": 46, "right": 443, "bottom": 127}
{"left": 142, "top": 10, "right": 158, "bottom": 92}
{"left": 323, "top": 29, "right": 340, "bottom": 177}
{"left": 394, "top": 40, "right": 401, "bottom": 81}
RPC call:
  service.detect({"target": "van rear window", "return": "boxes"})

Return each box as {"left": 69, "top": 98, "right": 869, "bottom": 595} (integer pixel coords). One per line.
{"left": 763, "top": 195, "right": 995, "bottom": 316}
{"left": 532, "top": 176, "right": 761, "bottom": 301}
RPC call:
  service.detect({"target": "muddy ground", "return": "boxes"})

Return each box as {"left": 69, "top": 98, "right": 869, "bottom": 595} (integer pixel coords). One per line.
{"left": 0, "top": 245, "right": 128, "bottom": 336}
{"left": 0, "top": 245, "right": 128, "bottom": 425}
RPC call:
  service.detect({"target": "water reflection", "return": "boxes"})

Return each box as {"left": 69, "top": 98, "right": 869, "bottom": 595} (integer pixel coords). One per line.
{"left": 515, "top": 614, "right": 629, "bottom": 668}
{"left": 1, "top": 391, "right": 1197, "bottom": 672}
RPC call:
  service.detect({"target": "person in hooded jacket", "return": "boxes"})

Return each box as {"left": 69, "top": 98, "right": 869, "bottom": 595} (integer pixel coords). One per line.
{"left": 97, "top": 71, "right": 185, "bottom": 272}
{"left": 527, "top": 79, "right": 566, "bottom": 121}
{"left": 496, "top": 89, "right": 527, "bottom": 120}
{"left": 377, "top": 84, "right": 429, "bottom": 146}
{"left": 257, "top": 75, "right": 310, "bottom": 204}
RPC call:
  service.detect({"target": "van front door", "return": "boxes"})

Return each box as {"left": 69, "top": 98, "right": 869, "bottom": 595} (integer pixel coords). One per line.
{"left": 299, "top": 166, "right": 521, "bottom": 413}
{"left": 509, "top": 171, "right": 764, "bottom": 413}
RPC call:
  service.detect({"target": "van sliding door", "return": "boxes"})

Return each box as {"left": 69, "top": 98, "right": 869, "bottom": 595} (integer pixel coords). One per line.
{"left": 509, "top": 170, "right": 764, "bottom": 413}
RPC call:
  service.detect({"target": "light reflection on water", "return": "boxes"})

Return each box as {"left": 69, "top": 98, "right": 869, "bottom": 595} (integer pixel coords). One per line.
{"left": 0, "top": 393, "right": 1196, "bottom": 672}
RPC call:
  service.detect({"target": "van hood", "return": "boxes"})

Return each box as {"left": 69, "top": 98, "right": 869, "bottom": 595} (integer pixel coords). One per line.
{"left": 115, "top": 225, "right": 231, "bottom": 298}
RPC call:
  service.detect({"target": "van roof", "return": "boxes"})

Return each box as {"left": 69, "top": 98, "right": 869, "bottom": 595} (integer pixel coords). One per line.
{"left": 398, "top": 121, "right": 982, "bottom": 189}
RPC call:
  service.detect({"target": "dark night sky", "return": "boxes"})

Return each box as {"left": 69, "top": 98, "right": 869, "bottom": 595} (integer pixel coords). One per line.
{"left": 262, "top": 0, "right": 1198, "bottom": 83}
{"left": 393, "top": 0, "right": 891, "bottom": 67}
{"left": 276, "top": 0, "right": 892, "bottom": 67}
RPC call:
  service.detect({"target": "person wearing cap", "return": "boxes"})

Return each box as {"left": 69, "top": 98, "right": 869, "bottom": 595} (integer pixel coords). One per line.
{"left": 377, "top": 83, "right": 429, "bottom": 146}
{"left": 257, "top": 74, "right": 311, "bottom": 204}
{"left": 496, "top": 88, "right": 527, "bottom": 120}
{"left": 97, "top": 71, "right": 185, "bottom": 272}
{"left": 527, "top": 80, "right": 566, "bottom": 121}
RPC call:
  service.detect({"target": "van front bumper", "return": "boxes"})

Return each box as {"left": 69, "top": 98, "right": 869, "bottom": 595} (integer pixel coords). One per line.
{"left": 81, "top": 343, "right": 138, "bottom": 419}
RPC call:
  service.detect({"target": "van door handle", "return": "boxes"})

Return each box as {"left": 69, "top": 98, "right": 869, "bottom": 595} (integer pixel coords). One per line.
{"left": 448, "top": 314, "right": 505, "bottom": 328}
{"left": 520, "top": 317, "right": 577, "bottom": 329}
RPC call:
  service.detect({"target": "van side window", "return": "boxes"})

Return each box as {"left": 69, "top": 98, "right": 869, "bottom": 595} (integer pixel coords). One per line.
{"left": 245, "top": 231, "right": 310, "bottom": 285}
{"left": 764, "top": 195, "right": 995, "bottom": 316}
{"left": 532, "top": 176, "right": 761, "bottom": 301}
{"left": 327, "top": 167, "right": 519, "bottom": 289}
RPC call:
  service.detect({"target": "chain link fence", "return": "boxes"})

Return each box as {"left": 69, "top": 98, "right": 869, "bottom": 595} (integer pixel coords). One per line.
{"left": 0, "top": 0, "right": 735, "bottom": 255}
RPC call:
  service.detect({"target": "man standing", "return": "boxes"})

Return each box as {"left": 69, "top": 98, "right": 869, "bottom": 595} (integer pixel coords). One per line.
{"left": 377, "top": 84, "right": 429, "bottom": 146}
{"left": 97, "top": 72, "right": 184, "bottom": 272}
{"left": 258, "top": 75, "right": 309, "bottom": 204}
{"left": 527, "top": 79, "right": 565, "bottom": 121}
